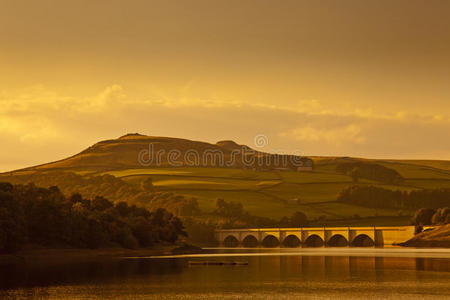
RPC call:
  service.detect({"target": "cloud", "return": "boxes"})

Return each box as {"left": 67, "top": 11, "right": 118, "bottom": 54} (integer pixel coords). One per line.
{"left": 0, "top": 84, "right": 449, "bottom": 171}
{"left": 287, "top": 124, "right": 366, "bottom": 145}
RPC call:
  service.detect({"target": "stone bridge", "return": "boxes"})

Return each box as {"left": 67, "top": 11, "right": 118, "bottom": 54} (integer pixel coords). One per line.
{"left": 215, "top": 226, "right": 416, "bottom": 247}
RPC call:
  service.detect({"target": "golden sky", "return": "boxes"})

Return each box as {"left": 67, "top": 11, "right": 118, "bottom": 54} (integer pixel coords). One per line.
{"left": 1, "top": 0, "right": 450, "bottom": 171}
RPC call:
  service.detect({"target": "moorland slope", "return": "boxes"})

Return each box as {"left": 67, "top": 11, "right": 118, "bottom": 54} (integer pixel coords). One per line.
{"left": 2, "top": 134, "right": 450, "bottom": 226}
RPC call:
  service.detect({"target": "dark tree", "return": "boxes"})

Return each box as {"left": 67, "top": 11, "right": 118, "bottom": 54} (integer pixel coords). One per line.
{"left": 411, "top": 208, "right": 436, "bottom": 225}
{"left": 0, "top": 182, "right": 188, "bottom": 253}
{"left": 290, "top": 211, "right": 308, "bottom": 227}
{"left": 431, "top": 207, "right": 450, "bottom": 224}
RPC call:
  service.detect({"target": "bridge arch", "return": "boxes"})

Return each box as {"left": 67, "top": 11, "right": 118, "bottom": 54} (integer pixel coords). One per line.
{"left": 283, "top": 235, "right": 301, "bottom": 247}
{"left": 223, "top": 235, "right": 239, "bottom": 247}
{"left": 242, "top": 235, "right": 259, "bottom": 247}
{"left": 304, "top": 234, "right": 324, "bottom": 247}
{"left": 262, "top": 235, "right": 280, "bottom": 247}
{"left": 327, "top": 234, "right": 348, "bottom": 247}
{"left": 351, "top": 234, "right": 374, "bottom": 247}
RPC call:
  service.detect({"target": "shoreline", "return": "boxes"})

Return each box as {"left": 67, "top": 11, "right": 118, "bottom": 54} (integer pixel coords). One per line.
{"left": 396, "top": 240, "right": 450, "bottom": 248}
{"left": 2, "top": 228, "right": 450, "bottom": 266}
{"left": 0, "top": 245, "right": 205, "bottom": 265}
{"left": 395, "top": 224, "right": 450, "bottom": 248}
{"left": 2, "top": 243, "right": 450, "bottom": 266}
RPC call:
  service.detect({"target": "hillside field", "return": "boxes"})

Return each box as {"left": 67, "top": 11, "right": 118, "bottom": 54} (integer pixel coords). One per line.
{"left": 89, "top": 159, "right": 450, "bottom": 225}
{"left": 2, "top": 134, "right": 449, "bottom": 226}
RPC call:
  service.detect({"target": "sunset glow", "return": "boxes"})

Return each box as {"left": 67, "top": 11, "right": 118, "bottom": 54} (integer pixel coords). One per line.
{"left": 1, "top": 0, "right": 449, "bottom": 171}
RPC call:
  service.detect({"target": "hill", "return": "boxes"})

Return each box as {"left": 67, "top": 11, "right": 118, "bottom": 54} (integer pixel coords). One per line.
{"left": 1, "top": 134, "right": 450, "bottom": 227}
{"left": 14, "top": 133, "right": 309, "bottom": 171}
{"left": 397, "top": 224, "right": 450, "bottom": 248}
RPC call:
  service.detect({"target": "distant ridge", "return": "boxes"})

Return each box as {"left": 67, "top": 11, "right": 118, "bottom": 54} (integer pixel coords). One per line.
{"left": 13, "top": 133, "right": 309, "bottom": 172}
{"left": 6, "top": 133, "right": 450, "bottom": 174}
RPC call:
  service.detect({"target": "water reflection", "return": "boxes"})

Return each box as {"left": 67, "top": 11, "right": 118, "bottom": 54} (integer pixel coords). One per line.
{"left": 1, "top": 251, "right": 449, "bottom": 299}
{"left": 247, "top": 255, "right": 449, "bottom": 281}
{"left": 0, "top": 259, "right": 183, "bottom": 290}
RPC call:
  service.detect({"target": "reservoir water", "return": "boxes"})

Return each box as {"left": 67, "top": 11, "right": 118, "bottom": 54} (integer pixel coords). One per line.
{"left": 1, "top": 248, "right": 449, "bottom": 299}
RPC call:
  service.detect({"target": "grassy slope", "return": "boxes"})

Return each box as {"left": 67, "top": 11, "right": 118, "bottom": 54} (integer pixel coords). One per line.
{"left": 2, "top": 133, "right": 449, "bottom": 226}
{"left": 96, "top": 158, "right": 450, "bottom": 225}
{"left": 4, "top": 159, "right": 447, "bottom": 224}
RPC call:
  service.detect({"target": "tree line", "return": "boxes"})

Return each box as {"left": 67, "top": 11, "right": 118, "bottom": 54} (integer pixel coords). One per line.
{"left": 0, "top": 172, "right": 312, "bottom": 247}
{"left": 1, "top": 172, "right": 201, "bottom": 217}
{"left": 411, "top": 207, "right": 450, "bottom": 226}
{"left": 0, "top": 182, "right": 186, "bottom": 253}
{"left": 336, "top": 162, "right": 403, "bottom": 184}
{"left": 213, "top": 198, "right": 308, "bottom": 228}
{"left": 337, "top": 185, "right": 450, "bottom": 210}
{"left": 168, "top": 199, "right": 311, "bottom": 245}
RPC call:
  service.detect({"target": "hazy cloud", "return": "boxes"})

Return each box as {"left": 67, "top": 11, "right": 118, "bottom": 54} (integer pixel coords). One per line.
{"left": 0, "top": 85, "right": 449, "bottom": 171}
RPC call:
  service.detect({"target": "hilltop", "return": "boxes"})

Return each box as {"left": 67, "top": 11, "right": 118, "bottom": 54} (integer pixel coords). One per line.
{"left": 15, "top": 133, "right": 308, "bottom": 171}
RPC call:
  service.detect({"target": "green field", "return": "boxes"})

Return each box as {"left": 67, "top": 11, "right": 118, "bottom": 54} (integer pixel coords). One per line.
{"left": 102, "top": 167, "right": 279, "bottom": 180}
{"left": 4, "top": 134, "right": 448, "bottom": 227}
{"left": 94, "top": 160, "right": 450, "bottom": 224}
{"left": 6, "top": 156, "right": 450, "bottom": 226}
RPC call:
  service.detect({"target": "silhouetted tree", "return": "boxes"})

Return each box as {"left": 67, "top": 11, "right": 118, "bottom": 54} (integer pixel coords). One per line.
{"left": 141, "top": 177, "right": 155, "bottom": 192}
{"left": 337, "top": 185, "right": 450, "bottom": 210}
{"left": 92, "top": 196, "right": 114, "bottom": 211}
{"left": 279, "top": 211, "right": 308, "bottom": 227}
{"left": 411, "top": 208, "right": 436, "bottom": 225}
{"left": 214, "top": 198, "right": 245, "bottom": 219}
{"left": 336, "top": 162, "right": 403, "bottom": 184}
{"left": 0, "top": 182, "right": 188, "bottom": 253}
{"left": 290, "top": 211, "right": 308, "bottom": 227}
{"left": 431, "top": 207, "right": 450, "bottom": 224}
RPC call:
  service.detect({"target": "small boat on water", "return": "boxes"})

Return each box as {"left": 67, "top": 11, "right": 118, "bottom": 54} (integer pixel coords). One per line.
{"left": 188, "top": 261, "right": 248, "bottom": 266}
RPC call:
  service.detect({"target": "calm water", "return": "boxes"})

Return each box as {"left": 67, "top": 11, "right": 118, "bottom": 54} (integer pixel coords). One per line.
{"left": 1, "top": 248, "right": 450, "bottom": 299}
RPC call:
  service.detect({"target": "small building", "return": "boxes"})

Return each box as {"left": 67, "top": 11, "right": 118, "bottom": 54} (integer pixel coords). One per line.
{"left": 274, "top": 167, "right": 291, "bottom": 171}
{"left": 297, "top": 158, "right": 314, "bottom": 172}
{"left": 286, "top": 198, "right": 301, "bottom": 205}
